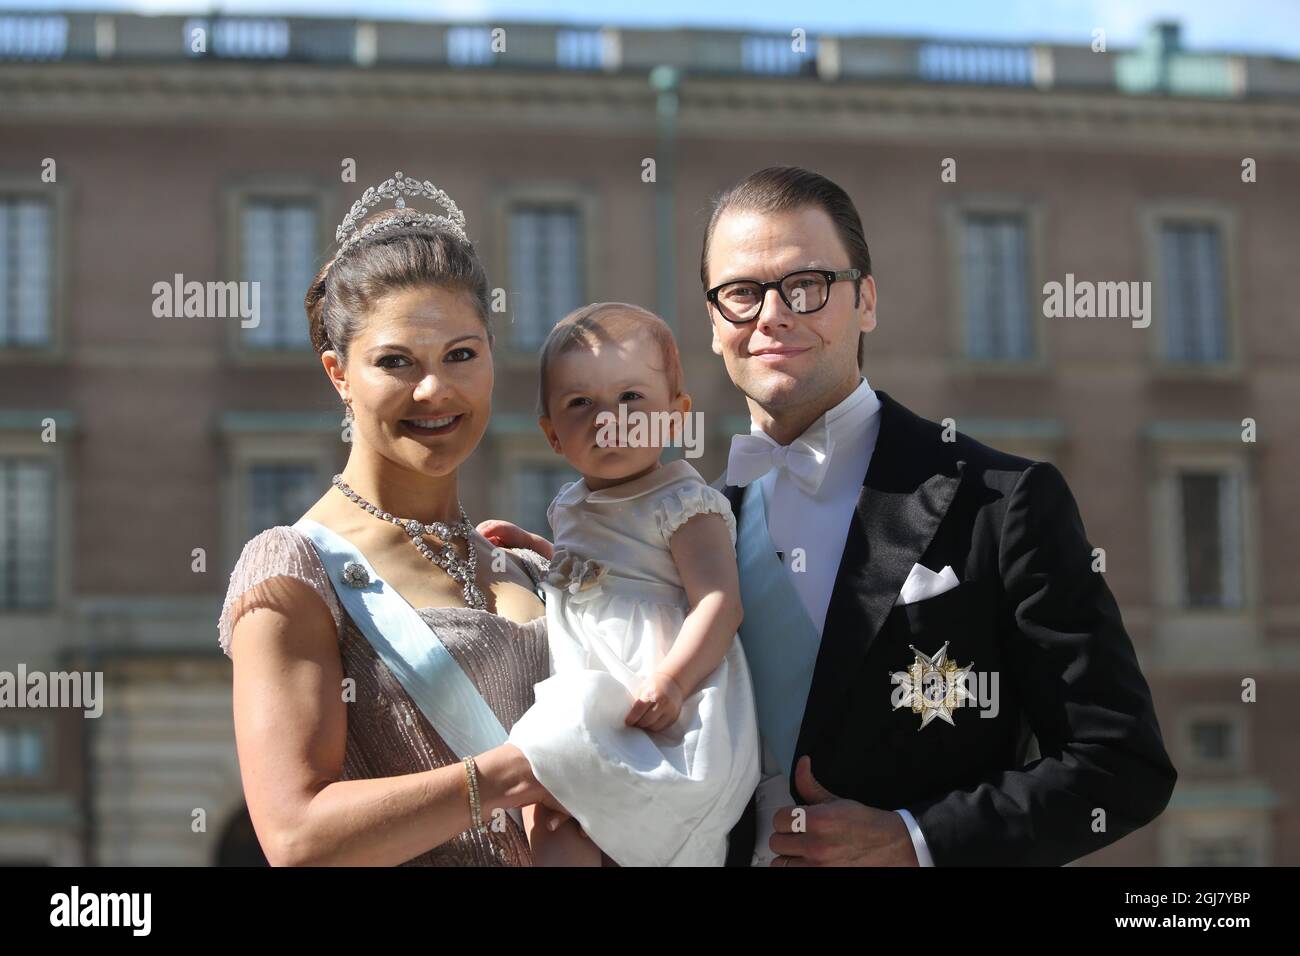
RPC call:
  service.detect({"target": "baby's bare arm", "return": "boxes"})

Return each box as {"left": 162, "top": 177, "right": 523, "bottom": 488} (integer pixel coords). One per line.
{"left": 658, "top": 511, "right": 744, "bottom": 696}
{"left": 525, "top": 803, "right": 603, "bottom": 866}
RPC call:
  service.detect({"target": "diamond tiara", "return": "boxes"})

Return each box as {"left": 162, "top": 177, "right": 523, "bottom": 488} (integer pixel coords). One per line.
{"left": 333, "top": 171, "right": 469, "bottom": 257}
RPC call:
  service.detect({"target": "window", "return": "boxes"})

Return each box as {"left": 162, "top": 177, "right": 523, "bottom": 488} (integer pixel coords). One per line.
{"left": 447, "top": 26, "right": 493, "bottom": 66}
{"left": 0, "top": 15, "right": 67, "bottom": 60}
{"left": 742, "top": 34, "right": 812, "bottom": 75}
{"left": 0, "top": 725, "right": 45, "bottom": 778}
{"left": 1159, "top": 221, "right": 1228, "bottom": 364}
{"left": 961, "top": 212, "right": 1034, "bottom": 360}
{"left": 240, "top": 199, "right": 318, "bottom": 351}
{"left": 184, "top": 18, "right": 290, "bottom": 59}
{"left": 507, "top": 204, "right": 584, "bottom": 351}
{"left": 1188, "top": 717, "right": 1237, "bottom": 766}
{"left": 919, "top": 42, "right": 1035, "bottom": 86}
{"left": 0, "top": 458, "right": 54, "bottom": 611}
{"left": 512, "top": 464, "right": 577, "bottom": 538}
{"left": 0, "top": 195, "right": 53, "bottom": 349}
{"left": 1184, "top": 835, "right": 1255, "bottom": 867}
{"left": 246, "top": 463, "right": 318, "bottom": 540}
{"left": 1177, "top": 470, "right": 1243, "bottom": 609}
{"left": 557, "top": 29, "right": 604, "bottom": 70}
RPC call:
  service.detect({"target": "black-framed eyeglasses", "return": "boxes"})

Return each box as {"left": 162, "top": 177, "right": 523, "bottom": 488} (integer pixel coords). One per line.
{"left": 706, "top": 268, "right": 862, "bottom": 324}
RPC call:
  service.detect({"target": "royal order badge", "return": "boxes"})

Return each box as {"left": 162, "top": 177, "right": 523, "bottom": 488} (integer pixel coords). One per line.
{"left": 891, "top": 641, "right": 974, "bottom": 729}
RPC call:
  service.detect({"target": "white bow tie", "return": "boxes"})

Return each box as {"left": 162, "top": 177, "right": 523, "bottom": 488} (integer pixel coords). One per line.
{"left": 726, "top": 429, "right": 833, "bottom": 495}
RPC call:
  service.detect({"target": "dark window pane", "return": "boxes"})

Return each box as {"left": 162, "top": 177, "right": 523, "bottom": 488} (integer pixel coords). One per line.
{"left": 242, "top": 200, "right": 318, "bottom": 351}
{"left": 1190, "top": 719, "right": 1233, "bottom": 762}
{"left": 247, "top": 464, "right": 318, "bottom": 539}
{"left": 1160, "top": 222, "right": 1227, "bottom": 364}
{"left": 508, "top": 205, "right": 583, "bottom": 350}
{"left": 962, "top": 212, "right": 1032, "bottom": 360}
{"left": 0, "top": 196, "right": 53, "bottom": 348}
{"left": 1180, "top": 472, "right": 1224, "bottom": 607}
{"left": 0, "top": 458, "right": 54, "bottom": 610}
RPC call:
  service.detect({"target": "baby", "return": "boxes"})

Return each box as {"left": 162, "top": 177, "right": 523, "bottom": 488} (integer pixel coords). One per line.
{"left": 496, "top": 302, "right": 761, "bottom": 866}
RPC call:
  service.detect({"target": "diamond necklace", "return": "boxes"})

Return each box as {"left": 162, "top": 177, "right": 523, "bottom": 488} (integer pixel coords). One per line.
{"left": 331, "top": 474, "right": 487, "bottom": 611}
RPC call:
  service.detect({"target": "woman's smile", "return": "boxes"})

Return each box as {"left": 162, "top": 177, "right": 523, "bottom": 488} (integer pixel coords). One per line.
{"left": 400, "top": 413, "right": 464, "bottom": 437}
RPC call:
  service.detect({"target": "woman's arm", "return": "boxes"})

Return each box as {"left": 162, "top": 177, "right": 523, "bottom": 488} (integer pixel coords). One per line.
{"left": 230, "top": 574, "right": 548, "bottom": 866}
{"left": 638, "top": 512, "right": 743, "bottom": 710}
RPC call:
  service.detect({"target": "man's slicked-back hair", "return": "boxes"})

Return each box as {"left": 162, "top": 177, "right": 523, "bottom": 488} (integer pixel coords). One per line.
{"left": 699, "top": 165, "right": 872, "bottom": 290}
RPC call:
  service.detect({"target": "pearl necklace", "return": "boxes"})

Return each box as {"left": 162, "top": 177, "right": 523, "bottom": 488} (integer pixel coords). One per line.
{"left": 331, "top": 474, "right": 487, "bottom": 611}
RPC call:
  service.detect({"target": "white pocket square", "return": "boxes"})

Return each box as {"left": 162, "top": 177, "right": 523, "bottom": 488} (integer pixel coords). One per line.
{"left": 894, "top": 564, "right": 960, "bottom": 606}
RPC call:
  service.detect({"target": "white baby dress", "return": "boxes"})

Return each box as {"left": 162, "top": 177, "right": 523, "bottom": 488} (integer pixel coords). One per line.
{"left": 508, "top": 459, "right": 761, "bottom": 866}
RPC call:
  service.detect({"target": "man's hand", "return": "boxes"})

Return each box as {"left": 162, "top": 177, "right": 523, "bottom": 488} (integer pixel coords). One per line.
{"left": 476, "top": 519, "right": 554, "bottom": 560}
{"left": 768, "top": 756, "right": 920, "bottom": 866}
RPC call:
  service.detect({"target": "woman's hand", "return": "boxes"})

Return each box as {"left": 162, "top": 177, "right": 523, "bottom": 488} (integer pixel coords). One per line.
{"left": 475, "top": 743, "right": 573, "bottom": 830}
{"left": 624, "top": 671, "right": 685, "bottom": 732}
{"left": 476, "top": 519, "right": 554, "bottom": 560}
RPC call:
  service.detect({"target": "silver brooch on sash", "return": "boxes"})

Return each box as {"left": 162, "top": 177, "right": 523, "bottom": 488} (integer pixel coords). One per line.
{"left": 341, "top": 561, "right": 370, "bottom": 589}
{"left": 890, "top": 641, "right": 974, "bottom": 730}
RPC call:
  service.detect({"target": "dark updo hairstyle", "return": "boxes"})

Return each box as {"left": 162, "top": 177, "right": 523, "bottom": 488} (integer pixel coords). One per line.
{"left": 305, "top": 208, "right": 491, "bottom": 362}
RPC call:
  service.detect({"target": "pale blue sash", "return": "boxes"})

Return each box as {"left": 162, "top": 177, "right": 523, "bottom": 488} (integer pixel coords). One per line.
{"left": 735, "top": 482, "right": 822, "bottom": 782}
{"left": 294, "top": 519, "right": 521, "bottom": 825}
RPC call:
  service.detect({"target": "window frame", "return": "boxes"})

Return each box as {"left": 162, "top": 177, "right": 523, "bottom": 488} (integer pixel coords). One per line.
{"left": 0, "top": 412, "right": 72, "bottom": 637}
{"left": 219, "top": 413, "right": 347, "bottom": 568}
{"left": 486, "top": 182, "right": 598, "bottom": 368}
{"left": 0, "top": 719, "right": 53, "bottom": 787}
{"left": 1140, "top": 201, "right": 1241, "bottom": 378}
{"left": 1179, "top": 704, "right": 1247, "bottom": 775}
{"left": 944, "top": 195, "right": 1047, "bottom": 373}
{"left": 485, "top": 413, "right": 577, "bottom": 538}
{"left": 0, "top": 172, "right": 71, "bottom": 363}
{"left": 222, "top": 176, "right": 332, "bottom": 368}
{"left": 1146, "top": 424, "right": 1258, "bottom": 658}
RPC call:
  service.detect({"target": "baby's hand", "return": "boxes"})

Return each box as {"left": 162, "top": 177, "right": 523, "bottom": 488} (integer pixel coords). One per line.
{"left": 624, "top": 672, "right": 685, "bottom": 732}
{"left": 475, "top": 519, "right": 554, "bottom": 560}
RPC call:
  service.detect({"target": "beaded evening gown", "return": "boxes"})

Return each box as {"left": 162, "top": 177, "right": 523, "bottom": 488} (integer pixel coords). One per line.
{"left": 218, "top": 526, "right": 550, "bottom": 866}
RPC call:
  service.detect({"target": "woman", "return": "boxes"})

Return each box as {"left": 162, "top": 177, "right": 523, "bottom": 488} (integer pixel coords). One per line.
{"left": 218, "top": 172, "right": 571, "bottom": 866}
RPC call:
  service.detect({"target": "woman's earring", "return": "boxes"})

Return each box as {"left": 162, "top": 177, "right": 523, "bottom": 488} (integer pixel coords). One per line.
{"left": 343, "top": 402, "right": 354, "bottom": 425}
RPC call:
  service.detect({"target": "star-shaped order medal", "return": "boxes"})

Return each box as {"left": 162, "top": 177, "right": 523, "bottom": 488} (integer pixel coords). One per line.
{"left": 890, "top": 641, "right": 974, "bottom": 729}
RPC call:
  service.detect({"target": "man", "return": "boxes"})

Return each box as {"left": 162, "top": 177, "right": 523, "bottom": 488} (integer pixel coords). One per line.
{"left": 705, "top": 165, "right": 1175, "bottom": 866}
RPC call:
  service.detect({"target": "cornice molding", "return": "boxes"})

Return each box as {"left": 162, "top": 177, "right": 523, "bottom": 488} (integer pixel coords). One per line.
{"left": 3, "top": 63, "right": 1299, "bottom": 151}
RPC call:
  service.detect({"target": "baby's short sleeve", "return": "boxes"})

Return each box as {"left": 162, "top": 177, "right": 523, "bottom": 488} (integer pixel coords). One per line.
{"left": 652, "top": 479, "right": 738, "bottom": 549}
{"left": 546, "top": 481, "right": 579, "bottom": 536}
{"left": 217, "top": 526, "right": 343, "bottom": 658}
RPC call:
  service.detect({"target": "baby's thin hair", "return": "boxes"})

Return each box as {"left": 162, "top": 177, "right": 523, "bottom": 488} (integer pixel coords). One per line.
{"left": 537, "top": 302, "right": 685, "bottom": 417}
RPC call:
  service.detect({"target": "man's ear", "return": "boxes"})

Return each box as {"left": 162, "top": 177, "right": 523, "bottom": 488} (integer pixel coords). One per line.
{"left": 709, "top": 310, "right": 724, "bottom": 357}
{"left": 858, "top": 274, "right": 878, "bottom": 335}
{"left": 538, "top": 416, "right": 563, "bottom": 455}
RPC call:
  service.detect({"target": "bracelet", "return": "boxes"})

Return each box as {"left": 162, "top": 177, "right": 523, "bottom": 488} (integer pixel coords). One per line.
{"left": 462, "top": 755, "right": 489, "bottom": 835}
